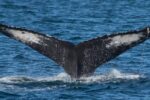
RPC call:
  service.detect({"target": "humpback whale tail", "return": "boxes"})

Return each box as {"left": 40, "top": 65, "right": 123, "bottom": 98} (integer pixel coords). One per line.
{"left": 0, "top": 23, "right": 150, "bottom": 78}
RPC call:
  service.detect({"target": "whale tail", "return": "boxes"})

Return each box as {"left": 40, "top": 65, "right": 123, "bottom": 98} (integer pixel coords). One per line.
{"left": 0, "top": 24, "right": 77, "bottom": 77}
{"left": 0, "top": 23, "right": 150, "bottom": 78}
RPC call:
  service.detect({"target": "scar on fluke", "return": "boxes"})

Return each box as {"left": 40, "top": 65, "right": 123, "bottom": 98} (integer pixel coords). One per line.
{"left": 0, "top": 23, "right": 150, "bottom": 78}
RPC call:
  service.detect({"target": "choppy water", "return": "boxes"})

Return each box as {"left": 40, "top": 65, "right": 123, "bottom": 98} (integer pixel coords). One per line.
{"left": 0, "top": 0, "right": 150, "bottom": 100}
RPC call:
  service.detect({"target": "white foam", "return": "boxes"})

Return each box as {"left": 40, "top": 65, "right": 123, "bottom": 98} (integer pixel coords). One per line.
{"left": 0, "top": 69, "right": 142, "bottom": 84}
{"left": 0, "top": 76, "right": 35, "bottom": 84}
{"left": 106, "top": 34, "right": 143, "bottom": 48}
{"left": 79, "top": 69, "right": 141, "bottom": 83}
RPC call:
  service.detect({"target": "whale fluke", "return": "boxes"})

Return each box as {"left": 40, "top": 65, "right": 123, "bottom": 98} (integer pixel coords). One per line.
{"left": 0, "top": 23, "right": 150, "bottom": 78}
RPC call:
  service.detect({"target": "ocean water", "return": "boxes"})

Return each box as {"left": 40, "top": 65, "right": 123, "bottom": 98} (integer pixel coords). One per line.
{"left": 0, "top": 0, "right": 150, "bottom": 100}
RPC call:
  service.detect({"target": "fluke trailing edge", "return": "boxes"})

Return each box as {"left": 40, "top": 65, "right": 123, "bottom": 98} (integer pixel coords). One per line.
{"left": 0, "top": 24, "right": 150, "bottom": 78}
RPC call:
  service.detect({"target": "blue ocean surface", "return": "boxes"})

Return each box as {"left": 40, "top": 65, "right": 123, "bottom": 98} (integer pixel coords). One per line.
{"left": 0, "top": 0, "right": 150, "bottom": 100}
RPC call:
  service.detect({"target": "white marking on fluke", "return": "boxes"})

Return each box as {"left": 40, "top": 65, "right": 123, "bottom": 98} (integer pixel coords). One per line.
{"left": 7, "top": 29, "right": 42, "bottom": 44}
{"left": 106, "top": 34, "right": 143, "bottom": 48}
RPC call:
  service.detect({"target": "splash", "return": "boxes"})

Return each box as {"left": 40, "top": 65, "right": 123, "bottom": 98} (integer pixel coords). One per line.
{"left": 0, "top": 69, "right": 145, "bottom": 93}
{"left": 79, "top": 69, "right": 142, "bottom": 83}
{"left": 0, "top": 69, "right": 143, "bottom": 84}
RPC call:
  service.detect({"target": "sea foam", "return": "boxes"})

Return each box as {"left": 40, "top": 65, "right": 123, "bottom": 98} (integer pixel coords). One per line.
{"left": 0, "top": 69, "right": 143, "bottom": 84}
